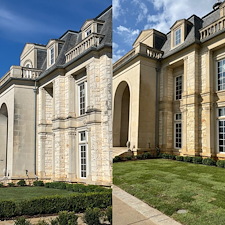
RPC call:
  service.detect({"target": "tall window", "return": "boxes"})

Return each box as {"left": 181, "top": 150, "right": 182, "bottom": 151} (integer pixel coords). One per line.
{"left": 217, "top": 59, "right": 225, "bottom": 91}
{"left": 79, "top": 82, "right": 86, "bottom": 115}
{"left": 174, "top": 113, "right": 182, "bottom": 149}
{"left": 49, "top": 46, "right": 55, "bottom": 65}
{"left": 174, "top": 28, "right": 181, "bottom": 46}
{"left": 79, "top": 131, "right": 87, "bottom": 178}
{"left": 218, "top": 107, "right": 225, "bottom": 152}
{"left": 175, "top": 75, "right": 182, "bottom": 100}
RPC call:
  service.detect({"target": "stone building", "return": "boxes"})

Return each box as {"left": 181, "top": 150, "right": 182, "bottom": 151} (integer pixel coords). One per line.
{"left": 0, "top": 6, "right": 112, "bottom": 185}
{"left": 113, "top": 2, "right": 225, "bottom": 159}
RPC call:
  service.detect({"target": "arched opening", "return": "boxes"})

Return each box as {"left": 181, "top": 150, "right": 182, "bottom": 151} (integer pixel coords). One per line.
{"left": 113, "top": 81, "right": 130, "bottom": 147}
{"left": 0, "top": 103, "right": 8, "bottom": 177}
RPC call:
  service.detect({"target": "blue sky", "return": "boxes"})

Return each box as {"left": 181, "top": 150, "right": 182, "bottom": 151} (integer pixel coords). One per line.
{"left": 113, "top": 0, "right": 216, "bottom": 62}
{"left": 0, "top": 0, "right": 111, "bottom": 77}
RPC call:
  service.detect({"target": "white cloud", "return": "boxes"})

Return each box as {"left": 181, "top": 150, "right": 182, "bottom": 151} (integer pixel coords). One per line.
{"left": 113, "top": 0, "right": 122, "bottom": 19}
{"left": 144, "top": 0, "right": 215, "bottom": 33}
{"left": 113, "top": 42, "right": 119, "bottom": 49}
{"left": 116, "top": 25, "right": 140, "bottom": 45}
{"left": 132, "top": 0, "right": 149, "bottom": 23}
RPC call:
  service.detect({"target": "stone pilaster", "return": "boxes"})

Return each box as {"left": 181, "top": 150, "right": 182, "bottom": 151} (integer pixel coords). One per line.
{"left": 68, "top": 130, "right": 77, "bottom": 182}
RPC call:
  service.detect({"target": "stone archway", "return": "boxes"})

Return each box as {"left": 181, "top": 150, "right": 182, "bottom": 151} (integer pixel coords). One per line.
{"left": 0, "top": 103, "right": 8, "bottom": 177}
{"left": 113, "top": 81, "right": 130, "bottom": 147}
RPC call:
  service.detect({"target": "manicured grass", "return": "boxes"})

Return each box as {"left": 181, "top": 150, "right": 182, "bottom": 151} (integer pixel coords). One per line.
{"left": 113, "top": 159, "right": 225, "bottom": 225}
{"left": 0, "top": 186, "right": 74, "bottom": 202}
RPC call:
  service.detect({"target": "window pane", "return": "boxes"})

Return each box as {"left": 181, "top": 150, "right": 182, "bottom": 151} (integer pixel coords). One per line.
{"left": 175, "top": 76, "right": 182, "bottom": 100}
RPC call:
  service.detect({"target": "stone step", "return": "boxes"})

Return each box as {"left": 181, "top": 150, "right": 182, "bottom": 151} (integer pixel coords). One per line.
{"left": 112, "top": 147, "right": 128, "bottom": 158}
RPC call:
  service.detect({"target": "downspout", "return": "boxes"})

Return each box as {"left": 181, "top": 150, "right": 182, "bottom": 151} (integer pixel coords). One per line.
{"left": 33, "top": 80, "right": 37, "bottom": 176}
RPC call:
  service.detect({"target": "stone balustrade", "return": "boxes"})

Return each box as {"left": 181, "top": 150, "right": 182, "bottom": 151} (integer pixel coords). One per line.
{"left": 0, "top": 66, "right": 42, "bottom": 86}
{"left": 200, "top": 16, "right": 225, "bottom": 40}
{"left": 65, "top": 33, "right": 104, "bottom": 63}
{"left": 113, "top": 43, "right": 163, "bottom": 70}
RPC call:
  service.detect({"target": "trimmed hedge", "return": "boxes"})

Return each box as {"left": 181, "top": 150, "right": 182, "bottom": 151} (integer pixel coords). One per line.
{"left": 113, "top": 156, "right": 122, "bottom": 163}
{"left": 33, "top": 180, "right": 44, "bottom": 186}
{"left": 183, "top": 156, "right": 193, "bottom": 163}
{"left": 175, "top": 156, "right": 183, "bottom": 161}
{"left": 0, "top": 191, "right": 112, "bottom": 219}
{"left": 202, "top": 158, "right": 216, "bottom": 166}
{"left": 192, "top": 157, "right": 202, "bottom": 164}
{"left": 217, "top": 160, "right": 225, "bottom": 168}
{"left": 45, "top": 182, "right": 107, "bottom": 193}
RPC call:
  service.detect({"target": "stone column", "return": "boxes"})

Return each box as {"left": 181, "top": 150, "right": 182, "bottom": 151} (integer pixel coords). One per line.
{"left": 201, "top": 51, "right": 215, "bottom": 157}
{"left": 181, "top": 57, "right": 188, "bottom": 154}
{"left": 39, "top": 133, "right": 46, "bottom": 178}
{"left": 68, "top": 130, "right": 77, "bottom": 182}
{"left": 160, "top": 67, "right": 173, "bottom": 152}
{"left": 39, "top": 88, "right": 46, "bottom": 124}
{"left": 52, "top": 133, "right": 55, "bottom": 180}
{"left": 67, "top": 75, "right": 76, "bottom": 117}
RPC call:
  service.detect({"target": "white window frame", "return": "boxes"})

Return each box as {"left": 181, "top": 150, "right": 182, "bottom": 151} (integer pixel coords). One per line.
{"left": 174, "top": 27, "right": 181, "bottom": 46}
{"left": 79, "top": 131, "right": 88, "bottom": 178}
{"left": 217, "top": 58, "right": 225, "bottom": 91}
{"left": 174, "top": 113, "right": 182, "bottom": 149}
{"left": 49, "top": 46, "right": 55, "bottom": 66}
{"left": 85, "top": 27, "right": 92, "bottom": 37}
{"left": 174, "top": 75, "right": 183, "bottom": 100}
{"left": 78, "top": 80, "right": 87, "bottom": 116}
{"left": 218, "top": 107, "right": 225, "bottom": 153}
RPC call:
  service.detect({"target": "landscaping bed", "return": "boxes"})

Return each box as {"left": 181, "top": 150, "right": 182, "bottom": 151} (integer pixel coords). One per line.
{"left": 113, "top": 159, "right": 225, "bottom": 225}
{"left": 0, "top": 182, "right": 112, "bottom": 224}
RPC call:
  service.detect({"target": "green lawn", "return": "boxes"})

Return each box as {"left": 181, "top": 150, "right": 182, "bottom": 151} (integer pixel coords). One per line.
{"left": 113, "top": 159, "right": 225, "bottom": 225}
{"left": 0, "top": 186, "right": 74, "bottom": 202}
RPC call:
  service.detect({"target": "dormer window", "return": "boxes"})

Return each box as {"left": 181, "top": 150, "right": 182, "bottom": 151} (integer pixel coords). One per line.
{"left": 174, "top": 28, "right": 181, "bottom": 46}
{"left": 49, "top": 46, "right": 55, "bottom": 65}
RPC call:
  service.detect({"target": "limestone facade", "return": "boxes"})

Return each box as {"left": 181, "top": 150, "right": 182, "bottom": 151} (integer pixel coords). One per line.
{"left": 0, "top": 6, "right": 112, "bottom": 185}
{"left": 113, "top": 2, "right": 225, "bottom": 159}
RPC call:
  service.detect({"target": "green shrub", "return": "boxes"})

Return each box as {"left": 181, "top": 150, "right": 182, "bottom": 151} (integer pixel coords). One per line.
{"left": 192, "top": 157, "right": 202, "bottom": 164}
{"left": 0, "top": 191, "right": 112, "bottom": 219}
{"left": 161, "top": 153, "right": 170, "bottom": 159}
{"left": 168, "top": 154, "right": 175, "bottom": 160}
{"left": 106, "top": 206, "right": 112, "bottom": 225}
{"left": 14, "top": 217, "right": 32, "bottom": 225}
{"left": 45, "top": 182, "right": 66, "bottom": 190}
{"left": 33, "top": 180, "right": 44, "bottom": 186}
{"left": 17, "top": 180, "right": 26, "bottom": 187}
{"left": 136, "top": 154, "right": 144, "bottom": 160}
{"left": 202, "top": 158, "right": 216, "bottom": 166}
{"left": 142, "top": 152, "right": 152, "bottom": 159}
{"left": 125, "top": 156, "right": 132, "bottom": 160}
{"left": 183, "top": 156, "right": 193, "bottom": 163}
{"left": 36, "top": 220, "right": 49, "bottom": 225}
{"left": 8, "top": 182, "right": 15, "bottom": 187}
{"left": 84, "top": 208, "right": 101, "bottom": 225}
{"left": 175, "top": 156, "right": 183, "bottom": 161}
{"left": 113, "top": 156, "right": 122, "bottom": 163}
{"left": 0, "top": 182, "right": 4, "bottom": 187}
{"left": 50, "top": 211, "right": 78, "bottom": 225}
{"left": 216, "top": 160, "right": 225, "bottom": 168}
{"left": 0, "top": 201, "right": 16, "bottom": 218}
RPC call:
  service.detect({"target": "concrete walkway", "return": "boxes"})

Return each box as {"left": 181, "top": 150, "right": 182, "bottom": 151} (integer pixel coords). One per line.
{"left": 113, "top": 186, "right": 182, "bottom": 225}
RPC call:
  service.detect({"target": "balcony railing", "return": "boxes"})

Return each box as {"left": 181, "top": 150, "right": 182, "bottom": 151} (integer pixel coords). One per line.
{"left": 0, "top": 66, "right": 42, "bottom": 87}
{"left": 65, "top": 33, "right": 104, "bottom": 63}
{"left": 200, "top": 16, "right": 225, "bottom": 40}
{"left": 113, "top": 43, "right": 163, "bottom": 71}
